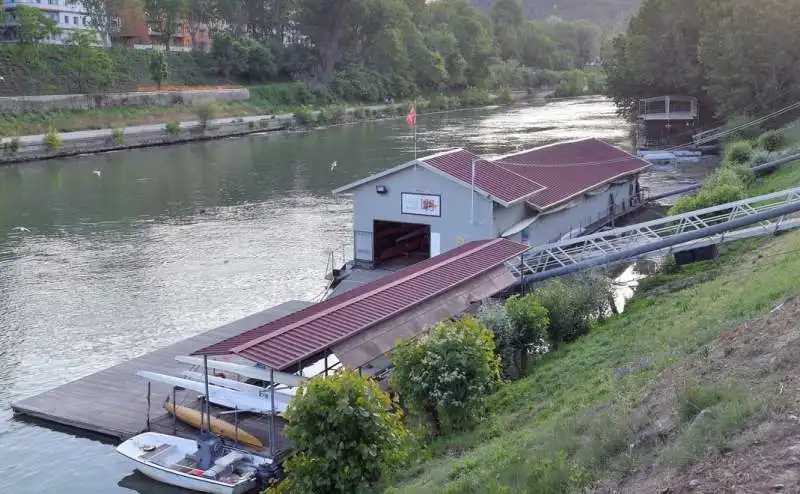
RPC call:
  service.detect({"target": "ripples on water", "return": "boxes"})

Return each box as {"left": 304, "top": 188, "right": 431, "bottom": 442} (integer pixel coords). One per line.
{"left": 0, "top": 97, "right": 713, "bottom": 493}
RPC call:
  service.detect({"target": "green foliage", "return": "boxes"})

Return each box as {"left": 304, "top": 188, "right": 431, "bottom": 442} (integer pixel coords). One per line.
{"left": 531, "top": 271, "right": 612, "bottom": 347}
{"left": 9, "top": 137, "right": 21, "bottom": 154}
{"left": 63, "top": 30, "right": 113, "bottom": 93}
{"left": 669, "top": 165, "right": 749, "bottom": 215}
{"left": 272, "top": 369, "right": 408, "bottom": 494}
{"left": 248, "top": 83, "right": 316, "bottom": 108}
{"left": 478, "top": 296, "right": 549, "bottom": 380}
{"left": 758, "top": 130, "right": 786, "bottom": 152}
{"left": 15, "top": 5, "right": 61, "bottom": 45}
{"left": 460, "top": 87, "right": 492, "bottom": 107}
{"left": 353, "top": 107, "right": 367, "bottom": 120}
{"left": 724, "top": 141, "right": 753, "bottom": 166}
{"left": 498, "top": 88, "right": 514, "bottom": 105}
{"left": 111, "top": 127, "right": 124, "bottom": 145}
{"left": 149, "top": 51, "right": 169, "bottom": 89}
{"left": 294, "top": 106, "right": 315, "bottom": 126}
{"left": 390, "top": 317, "right": 501, "bottom": 434}
{"left": 43, "top": 127, "right": 63, "bottom": 151}
{"left": 330, "top": 106, "right": 347, "bottom": 124}
{"left": 555, "top": 70, "right": 588, "bottom": 97}
{"left": 164, "top": 120, "right": 180, "bottom": 135}
{"left": 194, "top": 101, "right": 218, "bottom": 128}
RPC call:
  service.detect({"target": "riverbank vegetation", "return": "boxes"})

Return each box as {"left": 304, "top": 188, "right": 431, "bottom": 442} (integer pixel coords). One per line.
{"left": 265, "top": 157, "right": 800, "bottom": 493}
{"left": 669, "top": 125, "right": 800, "bottom": 215}
{"left": 604, "top": 0, "right": 800, "bottom": 123}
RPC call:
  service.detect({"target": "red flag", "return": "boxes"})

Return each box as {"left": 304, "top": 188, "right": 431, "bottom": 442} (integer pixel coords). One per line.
{"left": 406, "top": 104, "right": 416, "bottom": 128}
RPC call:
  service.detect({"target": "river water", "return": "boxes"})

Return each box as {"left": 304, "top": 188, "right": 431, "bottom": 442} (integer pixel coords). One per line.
{"left": 0, "top": 97, "right": 714, "bottom": 493}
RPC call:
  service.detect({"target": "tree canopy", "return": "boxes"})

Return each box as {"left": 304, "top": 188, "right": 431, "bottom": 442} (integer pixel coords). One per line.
{"left": 604, "top": 0, "right": 800, "bottom": 121}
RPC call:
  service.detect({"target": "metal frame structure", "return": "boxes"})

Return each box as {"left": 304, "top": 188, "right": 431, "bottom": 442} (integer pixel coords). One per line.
{"left": 508, "top": 187, "right": 800, "bottom": 279}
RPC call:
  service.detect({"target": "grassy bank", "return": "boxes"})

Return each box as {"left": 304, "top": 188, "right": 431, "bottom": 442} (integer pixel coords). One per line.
{"left": 386, "top": 162, "right": 800, "bottom": 492}
{"left": 0, "top": 84, "right": 516, "bottom": 137}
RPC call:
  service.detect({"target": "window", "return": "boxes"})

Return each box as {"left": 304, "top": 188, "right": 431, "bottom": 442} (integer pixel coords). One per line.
{"left": 73, "top": 16, "right": 78, "bottom": 25}
{"left": 82, "top": 17, "right": 87, "bottom": 26}
{"left": 49, "top": 0, "right": 57, "bottom": 5}
{"left": 64, "top": 15, "right": 69, "bottom": 23}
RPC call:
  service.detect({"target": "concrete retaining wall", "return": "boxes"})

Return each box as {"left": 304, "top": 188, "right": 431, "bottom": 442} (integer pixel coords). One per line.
{"left": 0, "top": 89, "right": 250, "bottom": 114}
{"left": 0, "top": 114, "right": 293, "bottom": 164}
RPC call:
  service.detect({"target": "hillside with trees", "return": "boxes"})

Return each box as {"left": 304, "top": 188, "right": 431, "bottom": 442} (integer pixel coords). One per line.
{"left": 0, "top": 0, "right": 605, "bottom": 101}
{"left": 469, "top": 0, "right": 642, "bottom": 31}
{"left": 604, "top": 0, "right": 800, "bottom": 122}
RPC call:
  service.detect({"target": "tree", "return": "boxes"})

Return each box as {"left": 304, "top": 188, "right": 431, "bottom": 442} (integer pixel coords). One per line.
{"left": 71, "top": 0, "right": 144, "bottom": 47}
{"left": 63, "top": 30, "right": 114, "bottom": 93}
{"left": 149, "top": 51, "right": 169, "bottom": 89}
{"left": 273, "top": 369, "right": 408, "bottom": 494}
{"left": 144, "top": 0, "right": 188, "bottom": 50}
{"left": 15, "top": 5, "right": 61, "bottom": 45}
{"left": 491, "top": 0, "right": 524, "bottom": 60}
{"left": 390, "top": 316, "right": 501, "bottom": 435}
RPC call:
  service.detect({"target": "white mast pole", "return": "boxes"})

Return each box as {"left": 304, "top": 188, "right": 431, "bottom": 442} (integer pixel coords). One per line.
{"left": 470, "top": 158, "right": 476, "bottom": 224}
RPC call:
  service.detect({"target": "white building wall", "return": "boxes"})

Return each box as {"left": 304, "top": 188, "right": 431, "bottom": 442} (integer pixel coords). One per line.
{"left": 349, "top": 166, "right": 495, "bottom": 263}
{"left": 2, "top": 0, "right": 97, "bottom": 44}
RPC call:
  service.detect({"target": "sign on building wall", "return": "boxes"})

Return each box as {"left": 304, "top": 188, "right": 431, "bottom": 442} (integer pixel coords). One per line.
{"left": 401, "top": 193, "right": 441, "bottom": 217}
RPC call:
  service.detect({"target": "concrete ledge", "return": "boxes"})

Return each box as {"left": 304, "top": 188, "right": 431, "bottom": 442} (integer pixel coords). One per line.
{"left": 0, "top": 88, "right": 250, "bottom": 114}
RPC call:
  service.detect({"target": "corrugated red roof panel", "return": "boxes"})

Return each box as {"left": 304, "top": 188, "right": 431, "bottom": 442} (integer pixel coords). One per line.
{"left": 193, "top": 238, "right": 529, "bottom": 370}
{"left": 423, "top": 150, "right": 546, "bottom": 205}
{"left": 496, "top": 138, "right": 650, "bottom": 209}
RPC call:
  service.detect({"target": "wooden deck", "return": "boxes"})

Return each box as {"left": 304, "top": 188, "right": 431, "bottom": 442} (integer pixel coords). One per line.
{"left": 11, "top": 300, "right": 310, "bottom": 445}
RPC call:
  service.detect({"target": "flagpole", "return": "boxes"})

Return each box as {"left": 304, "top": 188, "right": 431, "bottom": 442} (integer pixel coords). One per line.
{"left": 413, "top": 100, "right": 417, "bottom": 160}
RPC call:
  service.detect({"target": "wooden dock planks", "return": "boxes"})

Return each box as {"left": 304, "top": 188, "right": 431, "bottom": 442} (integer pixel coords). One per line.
{"left": 11, "top": 300, "right": 310, "bottom": 442}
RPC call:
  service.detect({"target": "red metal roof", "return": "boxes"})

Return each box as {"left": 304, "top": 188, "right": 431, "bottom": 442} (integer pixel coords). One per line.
{"left": 193, "top": 238, "right": 529, "bottom": 370}
{"left": 496, "top": 138, "right": 650, "bottom": 209}
{"left": 422, "top": 150, "right": 546, "bottom": 205}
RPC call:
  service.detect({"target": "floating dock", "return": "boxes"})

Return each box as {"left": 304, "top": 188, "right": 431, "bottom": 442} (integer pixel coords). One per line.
{"left": 11, "top": 300, "right": 310, "bottom": 446}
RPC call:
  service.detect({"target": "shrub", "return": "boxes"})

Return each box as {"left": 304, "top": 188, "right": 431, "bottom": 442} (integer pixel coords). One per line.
{"left": 498, "top": 87, "right": 514, "bottom": 105}
{"left": 555, "top": 70, "right": 588, "bottom": 97}
{"left": 330, "top": 106, "right": 347, "bottom": 124}
{"left": 248, "top": 120, "right": 256, "bottom": 129}
{"left": 723, "top": 116, "right": 762, "bottom": 142}
{"left": 316, "top": 107, "right": 332, "bottom": 125}
{"left": 9, "top": 137, "right": 21, "bottom": 154}
{"left": 429, "top": 93, "right": 451, "bottom": 110}
{"left": 148, "top": 51, "right": 169, "bottom": 89}
{"left": 165, "top": 120, "right": 181, "bottom": 136}
{"left": 460, "top": 86, "right": 491, "bottom": 107}
{"left": 532, "top": 271, "right": 612, "bottom": 347}
{"left": 758, "top": 130, "right": 786, "bottom": 152}
{"left": 390, "top": 316, "right": 500, "bottom": 435}
{"left": 586, "top": 71, "right": 606, "bottom": 94}
{"left": 477, "top": 297, "right": 548, "bottom": 380}
{"left": 111, "top": 127, "right": 124, "bottom": 145}
{"left": 294, "top": 105, "right": 315, "bottom": 126}
{"left": 668, "top": 166, "right": 748, "bottom": 215}
{"left": 195, "top": 101, "right": 218, "bottom": 129}
{"left": 724, "top": 141, "right": 753, "bottom": 166}
{"left": 43, "top": 127, "right": 62, "bottom": 151}
{"left": 353, "top": 107, "right": 367, "bottom": 119}
{"left": 271, "top": 370, "right": 408, "bottom": 494}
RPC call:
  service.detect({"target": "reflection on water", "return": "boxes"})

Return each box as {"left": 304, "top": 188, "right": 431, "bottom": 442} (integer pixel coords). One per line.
{"left": 0, "top": 97, "right": 712, "bottom": 493}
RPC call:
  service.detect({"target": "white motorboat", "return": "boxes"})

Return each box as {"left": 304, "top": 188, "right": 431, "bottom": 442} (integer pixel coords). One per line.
{"left": 116, "top": 432, "right": 272, "bottom": 494}
{"left": 175, "top": 356, "right": 304, "bottom": 387}
{"left": 182, "top": 371, "right": 296, "bottom": 397}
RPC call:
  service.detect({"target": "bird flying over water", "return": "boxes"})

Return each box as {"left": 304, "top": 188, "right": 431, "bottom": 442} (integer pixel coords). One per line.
{"left": 12, "top": 226, "right": 31, "bottom": 232}
{"left": 93, "top": 170, "right": 101, "bottom": 177}
{"left": 330, "top": 161, "right": 337, "bottom": 171}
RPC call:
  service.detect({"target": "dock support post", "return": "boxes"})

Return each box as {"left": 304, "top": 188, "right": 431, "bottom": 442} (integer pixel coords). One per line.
{"left": 203, "top": 356, "right": 211, "bottom": 432}
{"left": 324, "top": 351, "right": 328, "bottom": 377}
{"left": 269, "top": 367, "right": 276, "bottom": 458}
{"left": 172, "top": 386, "right": 177, "bottom": 435}
{"left": 146, "top": 382, "right": 151, "bottom": 431}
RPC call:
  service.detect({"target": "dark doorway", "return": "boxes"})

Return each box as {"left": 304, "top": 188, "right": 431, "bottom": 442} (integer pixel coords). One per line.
{"left": 373, "top": 220, "right": 430, "bottom": 268}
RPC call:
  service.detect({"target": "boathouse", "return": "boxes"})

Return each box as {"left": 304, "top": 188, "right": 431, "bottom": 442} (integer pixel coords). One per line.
{"left": 636, "top": 95, "right": 700, "bottom": 150}
{"left": 332, "top": 137, "right": 650, "bottom": 269}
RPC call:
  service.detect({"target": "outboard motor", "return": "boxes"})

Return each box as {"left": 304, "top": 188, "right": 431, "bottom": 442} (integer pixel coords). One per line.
{"left": 195, "top": 432, "right": 225, "bottom": 470}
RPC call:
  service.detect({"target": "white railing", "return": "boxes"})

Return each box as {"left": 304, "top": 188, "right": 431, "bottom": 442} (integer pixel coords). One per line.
{"left": 508, "top": 187, "right": 800, "bottom": 277}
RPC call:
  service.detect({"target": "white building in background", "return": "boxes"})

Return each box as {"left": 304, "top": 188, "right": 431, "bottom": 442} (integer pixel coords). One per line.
{"left": 1, "top": 0, "right": 97, "bottom": 44}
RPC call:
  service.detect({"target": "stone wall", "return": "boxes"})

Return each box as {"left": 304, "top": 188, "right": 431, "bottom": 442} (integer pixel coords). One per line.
{"left": 0, "top": 88, "right": 250, "bottom": 114}
{"left": 0, "top": 114, "right": 293, "bottom": 164}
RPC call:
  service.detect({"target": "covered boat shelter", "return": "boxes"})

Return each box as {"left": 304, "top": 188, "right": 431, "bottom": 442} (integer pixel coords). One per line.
{"left": 193, "top": 238, "right": 529, "bottom": 377}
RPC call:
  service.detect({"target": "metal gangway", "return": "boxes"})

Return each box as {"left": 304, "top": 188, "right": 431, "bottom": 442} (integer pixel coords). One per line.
{"left": 509, "top": 187, "right": 800, "bottom": 284}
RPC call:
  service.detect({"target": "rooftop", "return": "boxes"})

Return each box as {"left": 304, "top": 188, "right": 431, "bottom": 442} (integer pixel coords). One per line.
{"left": 333, "top": 138, "right": 649, "bottom": 211}
{"left": 193, "top": 238, "right": 529, "bottom": 370}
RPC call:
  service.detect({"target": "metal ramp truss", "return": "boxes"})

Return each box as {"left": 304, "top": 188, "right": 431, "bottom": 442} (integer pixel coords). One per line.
{"left": 508, "top": 187, "right": 800, "bottom": 277}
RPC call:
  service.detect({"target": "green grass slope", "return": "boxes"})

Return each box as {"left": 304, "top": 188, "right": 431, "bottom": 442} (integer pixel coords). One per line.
{"left": 388, "top": 163, "right": 800, "bottom": 493}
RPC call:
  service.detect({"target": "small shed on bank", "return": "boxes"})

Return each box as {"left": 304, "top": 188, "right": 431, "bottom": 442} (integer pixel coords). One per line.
{"left": 332, "top": 137, "right": 650, "bottom": 269}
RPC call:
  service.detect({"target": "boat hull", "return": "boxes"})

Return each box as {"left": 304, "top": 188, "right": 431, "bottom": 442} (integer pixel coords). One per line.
{"left": 132, "top": 461, "right": 255, "bottom": 494}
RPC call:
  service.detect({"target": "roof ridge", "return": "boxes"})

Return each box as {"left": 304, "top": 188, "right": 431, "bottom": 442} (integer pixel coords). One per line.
{"left": 496, "top": 137, "right": 594, "bottom": 161}
{"left": 487, "top": 159, "right": 548, "bottom": 201}
{"left": 418, "top": 147, "right": 467, "bottom": 162}
{"left": 228, "top": 239, "right": 507, "bottom": 356}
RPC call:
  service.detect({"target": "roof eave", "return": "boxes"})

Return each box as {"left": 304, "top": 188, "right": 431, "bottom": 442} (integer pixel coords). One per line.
{"left": 532, "top": 166, "right": 649, "bottom": 212}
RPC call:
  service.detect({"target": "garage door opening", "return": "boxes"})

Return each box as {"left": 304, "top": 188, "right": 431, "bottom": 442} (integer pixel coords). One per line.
{"left": 373, "top": 220, "right": 430, "bottom": 268}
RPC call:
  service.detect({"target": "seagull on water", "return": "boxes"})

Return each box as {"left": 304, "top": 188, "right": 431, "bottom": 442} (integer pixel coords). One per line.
{"left": 93, "top": 170, "right": 102, "bottom": 177}
{"left": 330, "top": 161, "right": 337, "bottom": 171}
{"left": 12, "top": 226, "right": 31, "bottom": 232}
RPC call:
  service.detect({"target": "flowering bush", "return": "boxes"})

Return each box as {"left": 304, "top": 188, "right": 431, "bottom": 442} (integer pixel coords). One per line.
{"left": 390, "top": 317, "right": 501, "bottom": 434}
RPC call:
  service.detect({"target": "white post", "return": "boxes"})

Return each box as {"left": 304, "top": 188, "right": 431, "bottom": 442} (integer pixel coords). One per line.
{"left": 470, "top": 158, "right": 476, "bottom": 224}
{"left": 203, "top": 356, "right": 211, "bottom": 432}
{"left": 413, "top": 113, "right": 417, "bottom": 160}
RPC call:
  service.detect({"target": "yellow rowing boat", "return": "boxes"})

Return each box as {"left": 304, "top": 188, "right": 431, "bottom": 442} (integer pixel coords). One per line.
{"left": 163, "top": 402, "right": 264, "bottom": 450}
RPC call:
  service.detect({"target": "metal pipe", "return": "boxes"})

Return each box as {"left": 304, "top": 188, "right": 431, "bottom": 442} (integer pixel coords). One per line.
{"left": 518, "top": 198, "right": 800, "bottom": 286}
{"left": 751, "top": 153, "right": 800, "bottom": 174}
{"left": 203, "top": 355, "right": 211, "bottom": 432}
